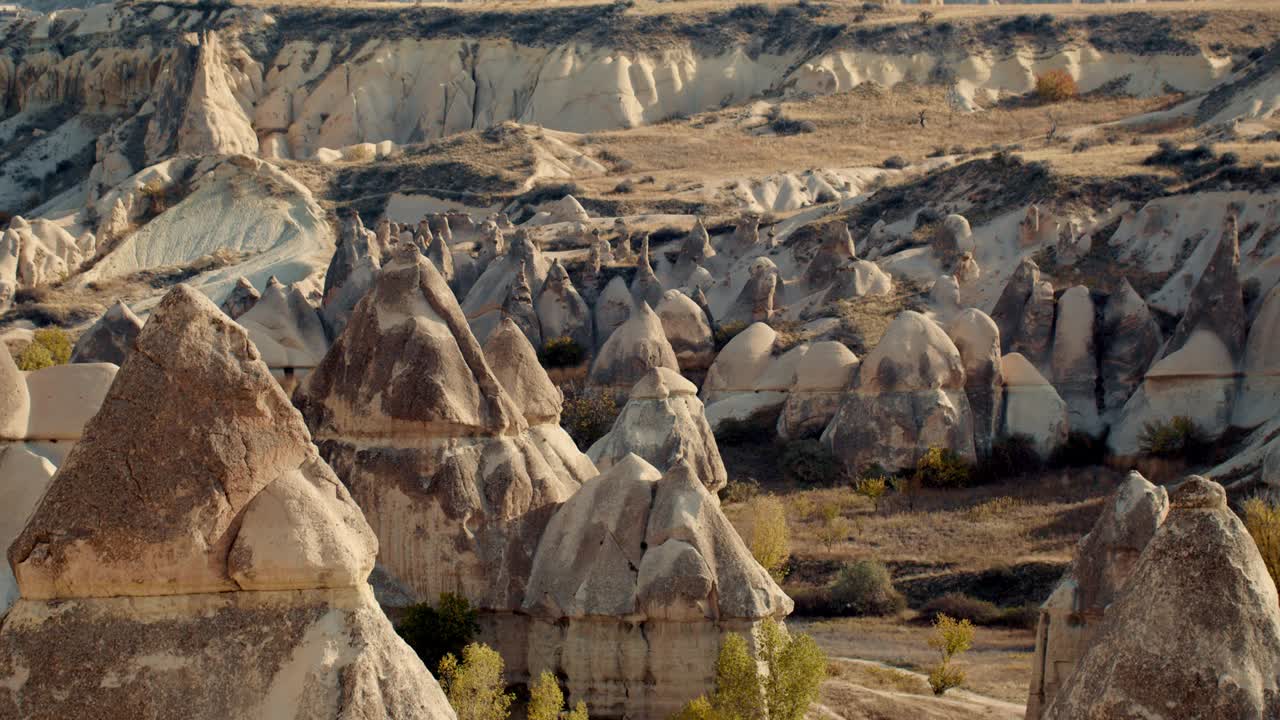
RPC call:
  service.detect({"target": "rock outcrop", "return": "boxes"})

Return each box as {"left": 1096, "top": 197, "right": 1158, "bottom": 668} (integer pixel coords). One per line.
{"left": 220, "top": 276, "right": 261, "bottom": 319}
{"left": 946, "top": 309, "right": 1003, "bottom": 456}
{"left": 656, "top": 289, "right": 715, "bottom": 371}
{"left": 0, "top": 285, "right": 454, "bottom": 720}
{"left": 721, "top": 257, "right": 779, "bottom": 326}
{"left": 500, "top": 262, "right": 543, "bottom": 348}
{"left": 777, "top": 341, "right": 859, "bottom": 441}
{"left": 701, "top": 322, "right": 777, "bottom": 406}
{"left": 1099, "top": 279, "right": 1161, "bottom": 417}
{"left": 631, "top": 237, "right": 665, "bottom": 310}
{"left": 237, "top": 277, "right": 329, "bottom": 385}
{"left": 1236, "top": 283, "right": 1280, "bottom": 428}
{"left": 822, "top": 311, "right": 975, "bottom": 472}
{"left": 295, "top": 247, "right": 580, "bottom": 616}
{"left": 535, "top": 260, "right": 592, "bottom": 353}
{"left": 1001, "top": 353, "right": 1069, "bottom": 459}
{"left": 1026, "top": 471, "right": 1168, "bottom": 720}
{"left": 322, "top": 211, "right": 382, "bottom": 338}
{"left": 990, "top": 258, "right": 1040, "bottom": 354}
{"left": 593, "top": 276, "right": 632, "bottom": 348}
{"left": 463, "top": 231, "right": 549, "bottom": 344}
{"left": 1050, "top": 286, "right": 1100, "bottom": 435}
{"left": 1044, "top": 477, "right": 1280, "bottom": 720}
{"left": 588, "top": 368, "right": 727, "bottom": 493}
{"left": 587, "top": 299, "right": 680, "bottom": 397}
{"left": 69, "top": 300, "right": 142, "bottom": 365}
{"left": 523, "top": 456, "right": 791, "bottom": 719}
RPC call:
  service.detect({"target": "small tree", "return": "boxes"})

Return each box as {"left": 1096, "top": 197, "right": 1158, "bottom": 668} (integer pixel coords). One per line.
{"left": 396, "top": 592, "right": 481, "bottom": 673}
{"left": 926, "top": 614, "right": 974, "bottom": 696}
{"left": 747, "top": 496, "right": 790, "bottom": 581}
{"left": 1034, "top": 69, "right": 1077, "bottom": 103}
{"left": 438, "top": 643, "right": 514, "bottom": 720}
{"left": 1244, "top": 498, "right": 1280, "bottom": 595}
{"left": 528, "top": 672, "right": 564, "bottom": 720}
{"left": 853, "top": 476, "right": 887, "bottom": 511}
{"left": 710, "top": 633, "right": 760, "bottom": 720}
{"left": 815, "top": 505, "right": 848, "bottom": 550}
{"left": 759, "top": 620, "right": 826, "bottom": 720}
{"left": 830, "top": 559, "right": 905, "bottom": 616}
{"left": 914, "top": 447, "right": 972, "bottom": 489}
{"left": 15, "top": 327, "right": 72, "bottom": 371}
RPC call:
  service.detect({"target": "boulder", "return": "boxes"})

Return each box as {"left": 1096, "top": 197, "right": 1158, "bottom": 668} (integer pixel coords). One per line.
{"left": 935, "top": 213, "right": 974, "bottom": 260}
{"left": 1050, "top": 286, "right": 1100, "bottom": 435}
{"left": 0, "top": 445, "right": 55, "bottom": 613}
{"left": 802, "top": 224, "right": 857, "bottom": 289}
{"left": 701, "top": 322, "right": 777, "bottom": 405}
{"left": 0, "top": 350, "right": 28, "bottom": 441}
{"left": 535, "top": 260, "right": 592, "bottom": 353}
{"left": 777, "top": 341, "right": 859, "bottom": 440}
{"left": 523, "top": 457, "right": 791, "bottom": 719}
{"left": 1026, "top": 471, "right": 1168, "bottom": 719}
{"left": 588, "top": 299, "right": 680, "bottom": 397}
{"left": 1100, "top": 278, "right": 1161, "bottom": 416}
{"left": 588, "top": 368, "right": 726, "bottom": 493}
{"left": 721, "top": 257, "right": 779, "bottom": 326}
{"left": 1001, "top": 353, "right": 1068, "bottom": 459}
{"left": 0, "top": 285, "right": 452, "bottom": 720}
{"left": 237, "top": 277, "right": 329, "bottom": 372}
{"left": 820, "top": 258, "right": 892, "bottom": 302}
{"left": 219, "top": 276, "right": 260, "bottom": 319}
{"left": 929, "top": 274, "right": 961, "bottom": 323}
{"left": 822, "top": 311, "right": 975, "bottom": 473}
{"left": 295, "top": 246, "right": 581, "bottom": 614}
{"left": 946, "top": 309, "right": 1003, "bottom": 456}
{"left": 0, "top": 230, "right": 16, "bottom": 313}
{"left": 70, "top": 301, "right": 143, "bottom": 366}
{"left": 656, "top": 290, "right": 715, "bottom": 371}
{"left": 24, "top": 363, "right": 117, "bottom": 442}
{"left": 593, "top": 275, "right": 632, "bottom": 348}
{"left": 1236, "top": 283, "right": 1280, "bottom": 428}
{"left": 990, "top": 257, "right": 1040, "bottom": 354}
{"left": 1044, "top": 477, "right": 1280, "bottom": 720}
{"left": 631, "top": 236, "right": 666, "bottom": 310}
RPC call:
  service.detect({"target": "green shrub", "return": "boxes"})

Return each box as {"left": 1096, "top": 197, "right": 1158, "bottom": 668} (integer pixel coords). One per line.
{"left": 1049, "top": 430, "right": 1107, "bottom": 468}
{"left": 676, "top": 620, "right": 826, "bottom": 720}
{"left": 528, "top": 670, "right": 588, "bottom": 720}
{"left": 1244, "top": 497, "right": 1280, "bottom": 595}
{"left": 438, "top": 643, "right": 514, "bottom": 720}
{"left": 15, "top": 327, "right": 71, "bottom": 371}
{"left": 978, "top": 434, "right": 1042, "bottom": 480}
{"left": 829, "top": 559, "right": 905, "bottom": 616}
{"left": 747, "top": 495, "right": 790, "bottom": 581}
{"left": 914, "top": 447, "right": 973, "bottom": 489}
{"left": 853, "top": 475, "right": 888, "bottom": 511}
{"left": 396, "top": 593, "right": 481, "bottom": 673}
{"left": 921, "top": 593, "right": 999, "bottom": 626}
{"left": 1138, "top": 416, "right": 1211, "bottom": 462}
{"left": 559, "top": 384, "right": 618, "bottom": 449}
{"left": 1034, "top": 69, "right": 1077, "bottom": 103}
{"left": 719, "top": 477, "right": 761, "bottom": 505}
{"left": 779, "top": 440, "right": 843, "bottom": 487}
{"left": 539, "top": 336, "right": 586, "bottom": 368}
{"left": 925, "top": 614, "right": 974, "bottom": 696}
{"left": 713, "top": 321, "right": 749, "bottom": 350}
{"left": 815, "top": 505, "right": 851, "bottom": 549}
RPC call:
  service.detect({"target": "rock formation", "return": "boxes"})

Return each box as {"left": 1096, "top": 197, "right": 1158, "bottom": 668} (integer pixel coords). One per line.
{"left": 463, "top": 230, "right": 549, "bottom": 343}
{"left": 177, "top": 31, "right": 259, "bottom": 157}
{"left": 322, "top": 211, "right": 382, "bottom": 338}
{"left": 722, "top": 257, "right": 779, "bottom": 326}
{"left": 588, "top": 368, "right": 727, "bottom": 493}
{"left": 500, "top": 262, "right": 543, "bottom": 348}
{"left": 220, "top": 276, "right": 261, "bottom": 319}
{"left": 0, "top": 285, "right": 454, "bottom": 720}
{"left": 1010, "top": 279, "right": 1055, "bottom": 372}
{"left": 777, "top": 341, "right": 860, "bottom": 441}
{"left": 631, "top": 236, "right": 666, "bottom": 309}
{"left": 954, "top": 252, "right": 980, "bottom": 287}
{"left": 594, "top": 275, "right": 632, "bottom": 348}
{"left": 587, "top": 299, "right": 680, "bottom": 397}
{"left": 1236, "top": 283, "right": 1280, "bottom": 428}
{"left": 820, "top": 257, "right": 892, "bottom": 303}
{"left": 656, "top": 289, "right": 715, "bottom": 371}
{"left": 1026, "top": 471, "right": 1168, "bottom": 720}
{"left": 236, "top": 277, "right": 329, "bottom": 384}
{"left": 822, "top": 311, "right": 975, "bottom": 473}
{"left": 1001, "top": 353, "right": 1068, "bottom": 459}
{"left": 523, "top": 456, "right": 792, "bottom": 719}
{"left": 0, "top": 231, "right": 16, "bottom": 314}
{"left": 1160, "top": 215, "right": 1246, "bottom": 363}
{"left": 802, "top": 224, "right": 857, "bottom": 289}
{"left": 935, "top": 213, "right": 974, "bottom": 261}
{"left": 1099, "top": 278, "right": 1161, "bottom": 416}
{"left": 991, "top": 258, "right": 1040, "bottom": 354}
{"left": 295, "top": 246, "right": 580, "bottom": 615}
{"left": 701, "top": 322, "right": 777, "bottom": 406}
{"left": 1044, "top": 477, "right": 1280, "bottom": 720}
{"left": 535, "top": 260, "right": 592, "bottom": 353}
{"left": 946, "top": 308, "right": 1003, "bottom": 456}
{"left": 69, "top": 300, "right": 142, "bottom": 365}
{"left": 672, "top": 219, "right": 715, "bottom": 286}
{"left": 724, "top": 215, "right": 762, "bottom": 256}
{"left": 1050, "top": 285, "right": 1100, "bottom": 435}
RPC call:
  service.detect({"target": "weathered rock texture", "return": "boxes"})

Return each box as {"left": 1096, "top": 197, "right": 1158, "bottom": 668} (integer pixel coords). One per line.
{"left": 777, "top": 341, "right": 859, "bottom": 441}
{"left": 69, "top": 300, "right": 142, "bottom": 365}
{"left": 536, "top": 260, "right": 592, "bottom": 353}
{"left": 1050, "top": 285, "right": 1100, "bottom": 435}
{"left": 1025, "top": 471, "right": 1168, "bottom": 719}
{"left": 523, "top": 456, "right": 792, "bottom": 719}
{"left": 0, "top": 285, "right": 454, "bottom": 720}
{"left": 588, "top": 368, "right": 727, "bottom": 493}
{"left": 1001, "top": 353, "right": 1068, "bottom": 459}
{"left": 1044, "top": 477, "right": 1280, "bottom": 720}
{"left": 295, "top": 248, "right": 580, "bottom": 613}
{"left": 656, "top": 290, "right": 714, "bottom": 371}
{"left": 823, "top": 311, "right": 975, "bottom": 472}
{"left": 946, "top": 309, "right": 1002, "bottom": 455}
{"left": 220, "top": 276, "right": 261, "bottom": 319}
{"left": 1099, "top": 279, "right": 1161, "bottom": 417}
{"left": 588, "top": 299, "right": 680, "bottom": 396}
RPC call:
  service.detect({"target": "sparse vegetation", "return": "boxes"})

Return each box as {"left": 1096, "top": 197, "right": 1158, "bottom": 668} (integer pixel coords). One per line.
{"left": 829, "top": 559, "right": 905, "bottom": 617}
{"left": 815, "top": 505, "right": 851, "bottom": 550}
{"left": 747, "top": 495, "right": 790, "bottom": 581}
{"left": 15, "top": 327, "right": 72, "bottom": 371}
{"left": 528, "top": 671, "right": 588, "bottom": 720}
{"left": 719, "top": 477, "right": 761, "bottom": 505}
{"left": 539, "top": 336, "right": 586, "bottom": 368}
{"left": 1138, "top": 416, "right": 1211, "bottom": 462}
{"left": 925, "top": 614, "right": 974, "bottom": 696}
{"left": 438, "top": 643, "right": 514, "bottom": 720}
{"left": 676, "top": 620, "right": 825, "bottom": 720}
{"left": 779, "top": 440, "right": 843, "bottom": 487}
{"left": 396, "top": 592, "right": 481, "bottom": 674}
{"left": 559, "top": 383, "right": 619, "bottom": 449}
{"left": 1244, "top": 497, "right": 1280, "bottom": 596}
{"left": 1034, "top": 69, "right": 1078, "bottom": 103}
{"left": 713, "top": 321, "right": 749, "bottom": 350}
{"left": 853, "top": 475, "right": 888, "bottom": 512}
{"left": 914, "top": 447, "right": 973, "bottom": 489}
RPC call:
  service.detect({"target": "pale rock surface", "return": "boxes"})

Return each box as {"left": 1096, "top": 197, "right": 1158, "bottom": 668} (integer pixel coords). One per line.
{"left": 723, "top": 215, "right": 763, "bottom": 257}
{"left": 593, "top": 275, "right": 632, "bottom": 348}
{"left": 656, "top": 289, "right": 715, "bottom": 371}
{"left": 295, "top": 247, "right": 580, "bottom": 611}
{"left": 220, "top": 276, "right": 261, "bottom": 319}
{"left": 801, "top": 224, "right": 857, "bottom": 290}
{"left": 0, "top": 231, "right": 16, "bottom": 314}
{"left": 499, "top": 262, "right": 543, "bottom": 349}
{"left": 588, "top": 299, "right": 680, "bottom": 396}
{"left": 0, "top": 351, "right": 29, "bottom": 441}
{"left": 0, "top": 445, "right": 56, "bottom": 614}
{"left": 777, "top": 341, "right": 859, "bottom": 440}
{"left": 237, "top": 277, "right": 329, "bottom": 370}
{"left": 946, "top": 309, "right": 1003, "bottom": 456}
{"left": 1050, "top": 286, "right": 1101, "bottom": 435}
{"left": 1010, "top": 279, "right": 1055, "bottom": 372}
{"left": 523, "top": 457, "right": 791, "bottom": 718}
{"left": 0, "top": 285, "right": 453, "bottom": 720}
{"left": 936, "top": 213, "right": 975, "bottom": 260}
{"left": 671, "top": 219, "right": 715, "bottom": 287}
{"left": 721, "top": 257, "right": 779, "bottom": 325}
{"left": 1236, "top": 283, "right": 1280, "bottom": 428}
{"left": 929, "top": 274, "right": 962, "bottom": 323}
{"left": 1026, "top": 471, "right": 1168, "bottom": 720}
{"left": 535, "top": 260, "right": 592, "bottom": 352}
{"left": 820, "top": 257, "right": 893, "bottom": 302}
{"left": 69, "top": 300, "right": 142, "bottom": 365}
{"left": 954, "top": 252, "right": 980, "bottom": 287}
{"left": 822, "top": 311, "right": 975, "bottom": 472}
{"left": 24, "top": 363, "right": 117, "bottom": 442}
{"left": 1158, "top": 214, "right": 1246, "bottom": 363}
{"left": 177, "top": 31, "right": 259, "bottom": 157}
{"left": 990, "top": 257, "right": 1040, "bottom": 354}
{"left": 1099, "top": 279, "right": 1161, "bottom": 416}
{"left": 321, "top": 212, "right": 382, "bottom": 339}
{"left": 1044, "top": 477, "right": 1280, "bottom": 720}
{"left": 701, "top": 322, "right": 777, "bottom": 405}
{"left": 1001, "top": 353, "right": 1069, "bottom": 458}
{"left": 631, "top": 237, "right": 666, "bottom": 310}
{"left": 463, "top": 231, "right": 549, "bottom": 343}
{"left": 588, "top": 368, "right": 726, "bottom": 493}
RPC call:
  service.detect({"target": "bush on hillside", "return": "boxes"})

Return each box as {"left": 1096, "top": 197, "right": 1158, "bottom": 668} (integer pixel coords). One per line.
{"left": 926, "top": 614, "right": 974, "bottom": 696}
{"left": 829, "top": 559, "right": 905, "bottom": 616}
{"left": 1034, "top": 70, "right": 1077, "bottom": 103}
{"left": 747, "top": 495, "right": 790, "bottom": 581}
{"left": 977, "top": 434, "right": 1042, "bottom": 481}
{"left": 396, "top": 593, "right": 481, "bottom": 674}
{"left": 1244, "top": 497, "right": 1280, "bottom": 594}
{"left": 1138, "top": 416, "right": 1211, "bottom": 462}
{"left": 914, "top": 447, "right": 973, "bottom": 489}
{"left": 539, "top": 336, "right": 586, "bottom": 368}
{"left": 779, "top": 440, "right": 844, "bottom": 487}
{"left": 559, "top": 384, "right": 618, "bottom": 449}
{"left": 713, "top": 321, "right": 749, "bottom": 350}
{"left": 438, "top": 643, "right": 514, "bottom": 720}
{"left": 15, "top": 327, "right": 71, "bottom": 371}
